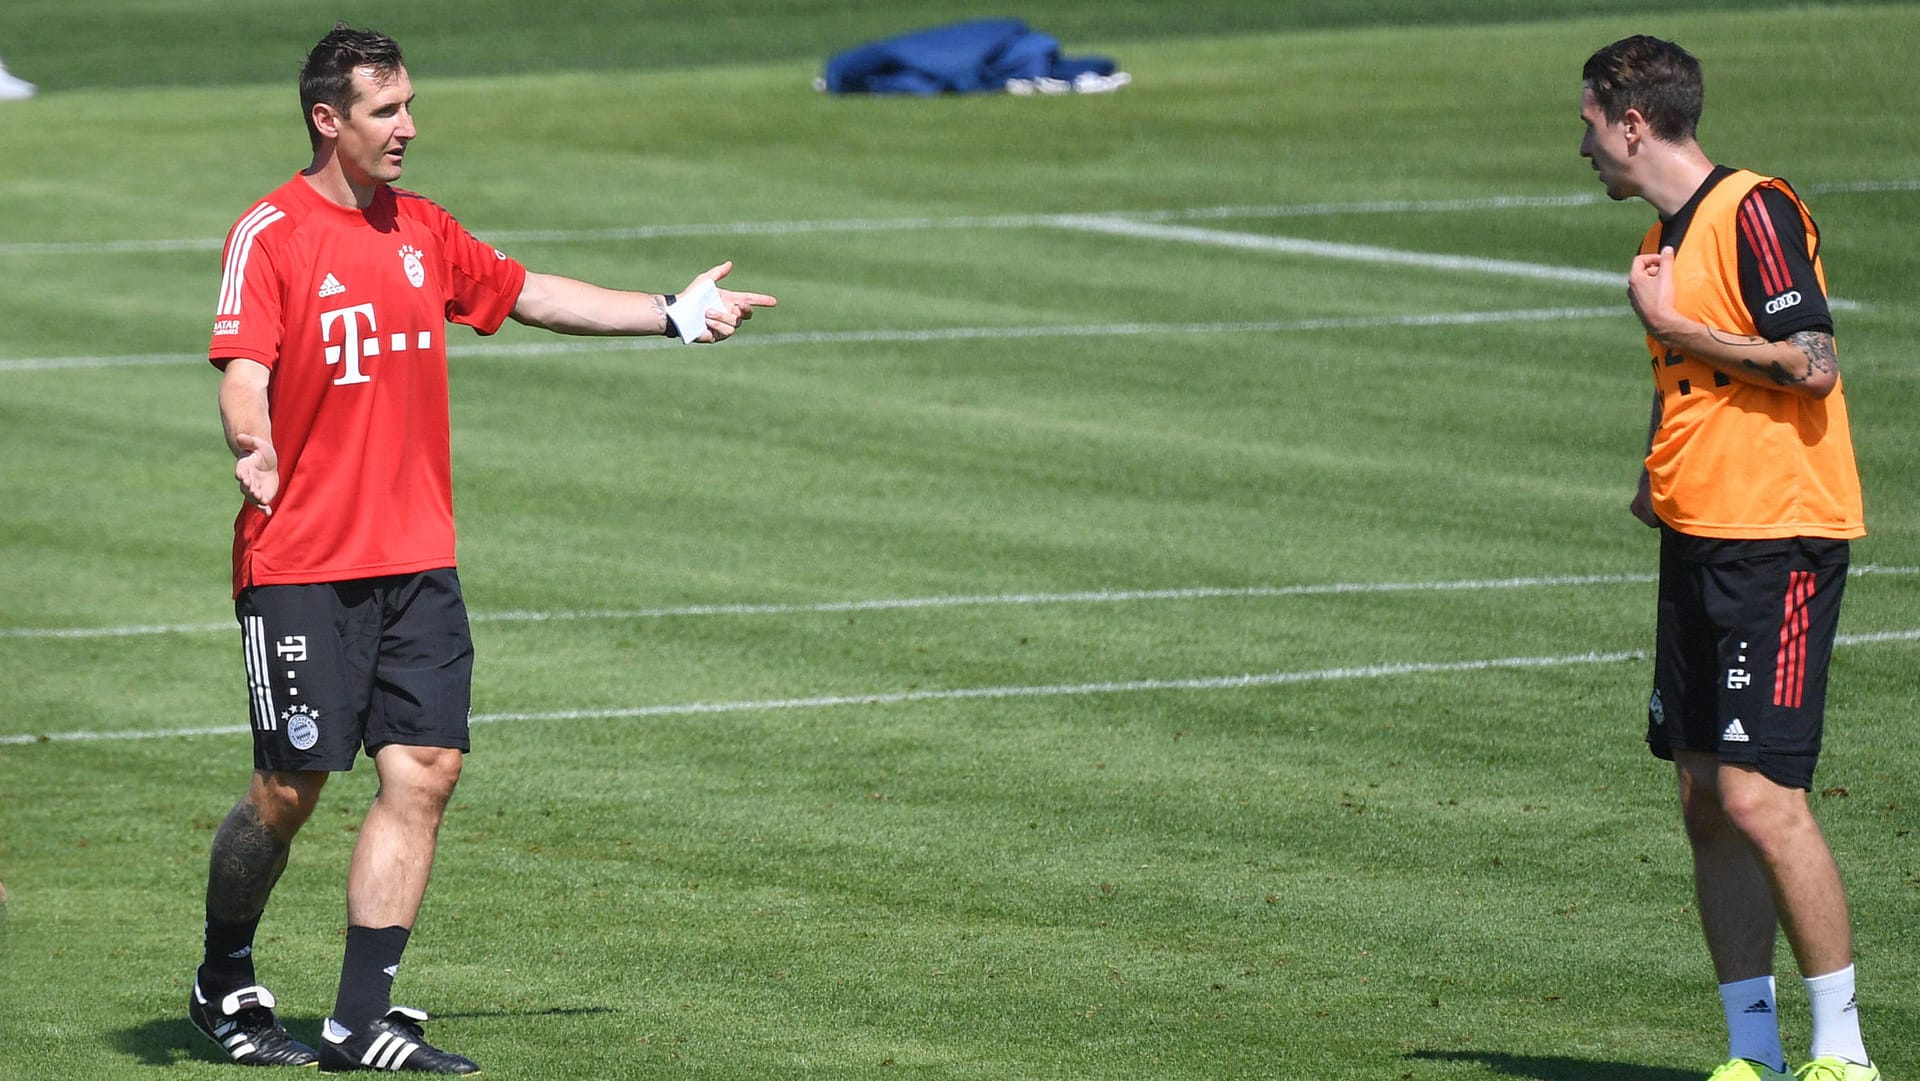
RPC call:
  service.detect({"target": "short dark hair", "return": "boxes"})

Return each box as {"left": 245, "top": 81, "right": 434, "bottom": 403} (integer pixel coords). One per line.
{"left": 1582, "top": 35, "right": 1704, "bottom": 143}
{"left": 299, "top": 23, "right": 405, "bottom": 150}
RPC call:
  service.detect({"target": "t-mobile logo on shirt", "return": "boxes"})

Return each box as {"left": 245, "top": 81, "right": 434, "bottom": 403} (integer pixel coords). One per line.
{"left": 320, "top": 303, "right": 433, "bottom": 386}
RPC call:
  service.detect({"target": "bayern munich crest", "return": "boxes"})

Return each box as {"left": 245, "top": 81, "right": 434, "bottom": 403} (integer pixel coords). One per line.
{"left": 282, "top": 704, "right": 321, "bottom": 751}
{"left": 399, "top": 244, "right": 426, "bottom": 288}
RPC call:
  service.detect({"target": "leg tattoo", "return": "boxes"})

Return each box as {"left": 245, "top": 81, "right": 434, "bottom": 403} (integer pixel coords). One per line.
{"left": 207, "top": 800, "right": 292, "bottom": 923}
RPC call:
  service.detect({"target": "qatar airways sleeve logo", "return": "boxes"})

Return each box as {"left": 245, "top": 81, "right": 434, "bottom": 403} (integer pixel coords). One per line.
{"left": 320, "top": 303, "right": 435, "bottom": 386}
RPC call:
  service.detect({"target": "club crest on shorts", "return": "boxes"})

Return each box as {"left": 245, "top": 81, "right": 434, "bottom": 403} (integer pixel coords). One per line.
{"left": 399, "top": 245, "right": 425, "bottom": 288}
{"left": 282, "top": 704, "right": 321, "bottom": 751}
{"left": 1648, "top": 688, "right": 1665, "bottom": 725}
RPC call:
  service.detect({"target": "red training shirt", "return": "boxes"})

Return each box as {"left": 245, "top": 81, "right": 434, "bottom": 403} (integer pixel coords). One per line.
{"left": 209, "top": 174, "right": 528, "bottom": 595}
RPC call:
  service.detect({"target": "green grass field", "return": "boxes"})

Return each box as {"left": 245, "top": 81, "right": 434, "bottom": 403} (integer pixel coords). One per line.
{"left": 2, "top": 3, "right": 1917, "bottom": 1078}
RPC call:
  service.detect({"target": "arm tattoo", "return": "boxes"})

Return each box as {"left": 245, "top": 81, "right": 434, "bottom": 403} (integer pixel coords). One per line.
{"left": 1740, "top": 357, "right": 1807, "bottom": 388}
{"left": 1708, "top": 326, "right": 1836, "bottom": 389}
{"left": 1791, "top": 329, "right": 1838, "bottom": 379}
{"left": 1703, "top": 327, "right": 1796, "bottom": 384}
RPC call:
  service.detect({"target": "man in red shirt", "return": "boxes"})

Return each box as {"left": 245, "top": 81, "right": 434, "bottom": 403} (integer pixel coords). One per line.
{"left": 189, "top": 24, "right": 775, "bottom": 1074}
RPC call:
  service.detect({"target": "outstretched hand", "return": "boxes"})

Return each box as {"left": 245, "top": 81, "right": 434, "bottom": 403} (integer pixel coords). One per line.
{"left": 682, "top": 261, "right": 777, "bottom": 343}
{"left": 233, "top": 432, "right": 279, "bottom": 515}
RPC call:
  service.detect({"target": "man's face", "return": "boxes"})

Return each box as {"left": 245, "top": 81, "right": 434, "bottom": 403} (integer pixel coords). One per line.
{"left": 1579, "top": 86, "right": 1637, "bottom": 202}
{"left": 331, "top": 65, "right": 415, "bottom": 187}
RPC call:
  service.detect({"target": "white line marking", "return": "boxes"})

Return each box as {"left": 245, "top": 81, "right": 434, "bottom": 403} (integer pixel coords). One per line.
{"left": 0, "top": 649, "right": 1649, "bottom": 745}
{"left": 476, "top": 573, "right": 1659, "bottom": 623}
{"left": 1046, "top": 216, "right": 1860, "bottom": 311}
{"left": 0, "top": 351, "right": 221, "bottom": 373}
{"left": 439, "top": 306, "right": 1623, "bottom": 360}
{"left": 474, "top": 650, "right": 1653, "bottom": 724}
{"left": 0, "top": 202, "right": 1604, "bottom": 256}
{"left": 9, "top": 625, "right": 1919, "bottom": 748}
{"left": 3, "top": 183, "right": 1911, "bottom": 258}
{"left": 0, "top": 571, "right": 1658, "bottom": 641}
{"left": 0, "top": 620, "right": 234, "bottom": 640}
{"left": 1806, "top": 179, "right": 1920, "bottom": 194}
{"left": 8, "top": 566, "right": 1917, "bottom": 642}
{"left": 0, "top": 306, "right": 1625, "bottom": 373}
{"left": 1050, "top": 216, "right": 1626, "bottom": 286}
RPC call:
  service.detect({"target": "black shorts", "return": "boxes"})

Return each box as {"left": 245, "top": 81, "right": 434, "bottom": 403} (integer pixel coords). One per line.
{"left": 235, "top": 568, "right": 474, "bottom": 772}
{"left": 1646, "top": 528, "right": 1848, "bottom": 790}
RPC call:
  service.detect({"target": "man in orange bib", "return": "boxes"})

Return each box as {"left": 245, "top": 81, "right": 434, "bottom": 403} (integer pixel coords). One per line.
{"left": 1581, "top": 35, "right": 1875, "bottom": 1081}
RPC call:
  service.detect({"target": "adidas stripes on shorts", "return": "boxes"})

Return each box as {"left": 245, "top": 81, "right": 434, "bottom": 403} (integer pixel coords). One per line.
{"left": 1646, "top": 527, "right": 1849, "bottom": 790}
{"left": 235, "top": 568, "right": 474, "bottom": 772}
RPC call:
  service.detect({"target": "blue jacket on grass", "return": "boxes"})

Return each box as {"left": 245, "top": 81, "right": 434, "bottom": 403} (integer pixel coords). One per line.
{"left": 821, "top": 18, "right": 1117, "bottom": 95}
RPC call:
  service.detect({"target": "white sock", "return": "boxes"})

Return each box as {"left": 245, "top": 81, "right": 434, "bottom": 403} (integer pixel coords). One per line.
{"left": 1719, "top": 975, "right": 1785, "bottom": 1072}
{"left": 1805, "top": 964, "right": 1869, "bottom": 1065}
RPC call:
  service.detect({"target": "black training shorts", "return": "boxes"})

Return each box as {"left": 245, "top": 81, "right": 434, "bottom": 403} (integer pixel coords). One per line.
{"left": 1646, "top": 528, "right": 1848, "bottom": 790}
{"left": 235, "top": 568, "right": 474, "bottom": 772}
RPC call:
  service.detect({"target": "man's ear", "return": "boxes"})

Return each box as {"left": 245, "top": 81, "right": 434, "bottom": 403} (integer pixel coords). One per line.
{"left": 310, "top": 101, "right": 342, "bottom": 141}
{"left": 1620, "top": 106, "right": 1648, "bottom": 145}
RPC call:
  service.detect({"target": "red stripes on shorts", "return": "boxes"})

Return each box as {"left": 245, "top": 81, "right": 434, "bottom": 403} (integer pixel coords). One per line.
{"left": 1774, "top": 570, "right": 1815, "bottom": 708}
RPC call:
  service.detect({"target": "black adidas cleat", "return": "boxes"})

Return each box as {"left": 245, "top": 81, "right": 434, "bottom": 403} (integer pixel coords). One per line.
{"left": 189, "top": 980, "right": 320, "bottom": 1067}
{"left": 318, "top": 1007, "right": 478, "bottom": 1074}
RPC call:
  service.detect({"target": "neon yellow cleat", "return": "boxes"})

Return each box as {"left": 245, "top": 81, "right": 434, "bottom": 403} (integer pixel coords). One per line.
{"left": 1795, "top": 1059, "right": 1880, "bottom": 1081}
{"left": 1708, "top": 1061, "right": 1791, "bottom": 1081}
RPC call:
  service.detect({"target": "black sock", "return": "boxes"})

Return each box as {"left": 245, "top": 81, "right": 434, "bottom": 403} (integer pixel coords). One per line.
{"left": 333, "top": 925, "right": 411, "bottom": 1030}
{"left": 198, "top": 914, "right": 263, "bottom": 997}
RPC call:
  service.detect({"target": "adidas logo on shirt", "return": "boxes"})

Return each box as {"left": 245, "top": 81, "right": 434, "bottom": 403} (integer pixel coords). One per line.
{"left": 318, "top": 273, "right": 346, "bottom": 298}
{"left": 1722, "top": 719, "right": 1751, "bottom": 743}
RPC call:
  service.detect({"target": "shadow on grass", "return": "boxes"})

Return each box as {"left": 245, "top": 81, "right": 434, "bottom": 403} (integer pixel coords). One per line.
{"left": 1409, "top": 1050, "right": 1699, "bottom": 1081}
{"left": 115, "top": 1006, "right": 618, "bottom": 1067}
